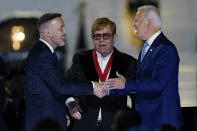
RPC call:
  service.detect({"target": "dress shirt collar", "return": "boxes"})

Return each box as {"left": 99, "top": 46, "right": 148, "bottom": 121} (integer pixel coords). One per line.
{"left": 96, "top": 50, "right": 113, "bottom": 61}
{"left": 95, "top": 50, "right": 113, "bottom": 73}
{"left": 39, "top": 38, "right": 54, "bottom": 53}
{"left": 146, "top": 30, "right": 161, "bottom": 46}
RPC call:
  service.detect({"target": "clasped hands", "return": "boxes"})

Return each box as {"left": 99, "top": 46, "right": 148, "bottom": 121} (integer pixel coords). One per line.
{"left": 93, "top": 72, "right": 127, "bottom": 99}
{"left": 68, "top": 72, "right": 126, "bottom": 120}
{"left": 93, "top": 81, "right": 108, "bottom": 98}
{"left": 68, "top": 83, "right": 108, "bottom": 120}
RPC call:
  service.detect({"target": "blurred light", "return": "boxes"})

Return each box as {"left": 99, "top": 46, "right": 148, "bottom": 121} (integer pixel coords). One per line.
{"left": 13, "top": 42, "right": 20, "bottom": 51}
{"left": 12, "top": 26, "right": 24, "bottom": 32}
{"left": 11, "top": 26, "right": 25, "bottom": 51}
{"left": 16, "top": 32, "right": 25, "bottom": 41}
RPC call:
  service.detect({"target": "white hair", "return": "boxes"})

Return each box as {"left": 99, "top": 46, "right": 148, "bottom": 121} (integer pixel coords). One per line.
{"left": 138, "top": 5, "right": 162, "bottom": 28}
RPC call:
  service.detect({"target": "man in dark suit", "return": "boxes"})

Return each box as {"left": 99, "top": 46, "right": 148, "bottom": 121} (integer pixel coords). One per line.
{"left": 25, "top": 13, "right": 104, "bottom": 131}
{"left": 66, "top": 17, "right": 137, "bottom": 131}
{"left": 105, "top": 5, "right": 183, "bottom": 131}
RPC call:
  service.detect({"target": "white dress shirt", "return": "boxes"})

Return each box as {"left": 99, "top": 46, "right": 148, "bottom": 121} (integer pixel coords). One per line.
{"left": 96, "top": 51, "right": 113, "bottom": 120}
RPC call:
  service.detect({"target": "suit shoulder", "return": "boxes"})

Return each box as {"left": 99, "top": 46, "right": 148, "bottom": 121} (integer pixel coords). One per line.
{"left": 71, "top": 50, "right": 93, "bottom": 65}
{"left": 116, "top": 51, "right": 137, "bottom": 63}
{"left": 26, "top": 42, "right": 51, "bottom": 63}
{"left": 74, "top": 50, "right": 92, "bottom": 59}
{"left": 156, "top": 40, "right": 179, "bottom": 62}
{"left": 160, "top": 34, "right": 177, "bottom": 47}
{"left": 159, "top": 37, "right": 178, "bottom": 52}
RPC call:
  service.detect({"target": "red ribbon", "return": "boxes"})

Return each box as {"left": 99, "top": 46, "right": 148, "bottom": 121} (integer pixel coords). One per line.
{"left": 93, "top": 49, "right": 114, "bottom": 82}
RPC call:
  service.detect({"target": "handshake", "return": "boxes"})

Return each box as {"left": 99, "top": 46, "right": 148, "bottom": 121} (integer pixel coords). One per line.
{"left": 66, "top": 82, "right": 109, "bottom": 120}
{"left": 93, "top": 81, "right": 109, "bottom": 98}
{"left": 67, "top": 72, "right": 126, "bottom": 120}
{"left": 93, "top": 72, "right": 127, "bottom": 98}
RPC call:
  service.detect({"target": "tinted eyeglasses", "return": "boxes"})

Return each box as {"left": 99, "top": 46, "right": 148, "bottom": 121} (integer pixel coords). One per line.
{"left": 92, "top": 33, "right": 113, "bottom": 40}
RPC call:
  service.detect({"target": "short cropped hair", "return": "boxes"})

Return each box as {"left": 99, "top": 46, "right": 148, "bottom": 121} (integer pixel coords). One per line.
{"left": 91, "top": 17, "right": 116, "bottom": 34}
{"left": 37, "top": 13, "right": 62, "bottom": 30}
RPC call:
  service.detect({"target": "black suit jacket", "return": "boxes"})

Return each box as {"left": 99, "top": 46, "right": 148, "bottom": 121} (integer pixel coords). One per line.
{"left": 0, "top": 79, "right": 7, "bottom": 131}
{"left": 67, "top": 48, "right": 137, "bottom": 131}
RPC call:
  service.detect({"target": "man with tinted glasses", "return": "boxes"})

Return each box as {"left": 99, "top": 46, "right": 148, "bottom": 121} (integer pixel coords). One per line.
{"left": 66, "top": 17, "right": 137, "bottom": 131}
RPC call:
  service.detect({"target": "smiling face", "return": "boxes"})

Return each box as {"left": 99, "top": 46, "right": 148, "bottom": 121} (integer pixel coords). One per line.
{"left": 48, "top": 17, "right": 67, "bottom": 49}
{"left": 92, "top": 25, "right": 116, "bottom": 57}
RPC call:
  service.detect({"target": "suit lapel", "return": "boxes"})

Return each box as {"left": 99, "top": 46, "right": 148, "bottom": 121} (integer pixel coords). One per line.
{"left": 109, "top": 50, "right": 117, "bottom": 78}
{"left": 137, "top": 32, "right": 164, "bottom": 71}
{"left": 109, "top": 48, "right": 121, "bottom": 78}
{"left": 81, "top": 50, "right": 99, "bottom": 81}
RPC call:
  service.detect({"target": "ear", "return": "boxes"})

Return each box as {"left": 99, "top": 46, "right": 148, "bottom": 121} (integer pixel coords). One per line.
{"left": 112, "top": 33, "right": 117, "bottom": 42}
{"left": 147, "top": 18, "right": 152, "bottom": 25}
{"left": 46, "top": 28, "right": 52, "bottom": 37}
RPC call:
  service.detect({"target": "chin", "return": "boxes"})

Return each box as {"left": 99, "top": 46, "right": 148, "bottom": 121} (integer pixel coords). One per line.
{"left": 59, "top": 43, "right": 65, "bottom": 47}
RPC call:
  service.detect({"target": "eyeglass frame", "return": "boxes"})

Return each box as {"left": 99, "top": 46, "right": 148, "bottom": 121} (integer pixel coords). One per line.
{"left": 92, "top": 33, "right": 114, "bottom": 40}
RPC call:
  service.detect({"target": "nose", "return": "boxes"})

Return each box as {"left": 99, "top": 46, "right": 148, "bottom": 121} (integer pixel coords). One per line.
{"left": 132, "top": 24, "right": 137, "bottom": 32}
{"left": 63, "top": 27, "right": 67, "bottom": 35}
{"left": 132, "top": 23, "right": 136, "bottom": 28}
{"left": 99, "top": 36, "right": 104, "bottom": 41}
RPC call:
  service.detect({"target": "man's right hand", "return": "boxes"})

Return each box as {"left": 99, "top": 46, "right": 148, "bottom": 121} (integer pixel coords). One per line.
{"left": 67, "top": 101, "right": 82, "bottom": 120}
{"left": 105, "top": 72, "right": 126, "bottom": 90}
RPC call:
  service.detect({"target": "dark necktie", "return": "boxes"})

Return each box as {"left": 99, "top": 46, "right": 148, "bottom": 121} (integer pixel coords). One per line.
{"left": 53, "top": 52, "right": 57, "bottom": 60}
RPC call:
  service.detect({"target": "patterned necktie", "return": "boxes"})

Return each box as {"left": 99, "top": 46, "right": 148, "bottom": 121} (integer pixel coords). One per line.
{"left": 140, "top": 42, "right": 149, "bottom": 62}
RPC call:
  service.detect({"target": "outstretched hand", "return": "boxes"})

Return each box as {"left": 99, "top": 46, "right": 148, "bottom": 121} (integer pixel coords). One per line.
{"left": 105, "top": 71, "right": 126, "bottom": 90}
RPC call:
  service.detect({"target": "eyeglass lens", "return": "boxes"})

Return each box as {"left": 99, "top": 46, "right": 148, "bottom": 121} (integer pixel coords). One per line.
{"left": 93, "top": 33, "right": 112, "bottom": 40}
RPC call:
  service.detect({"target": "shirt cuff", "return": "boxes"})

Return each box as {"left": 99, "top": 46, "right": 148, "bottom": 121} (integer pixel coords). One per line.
{"left": 91, "top": 81, "right": 95, "bottom": 89}
{"left": 65, "top": 97, "right": 76, "bottom": 106}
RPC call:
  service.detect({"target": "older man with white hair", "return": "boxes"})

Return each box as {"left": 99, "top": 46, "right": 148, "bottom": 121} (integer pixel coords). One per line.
{"left": 105, "top": 5, "right": 183, "bottom": 131}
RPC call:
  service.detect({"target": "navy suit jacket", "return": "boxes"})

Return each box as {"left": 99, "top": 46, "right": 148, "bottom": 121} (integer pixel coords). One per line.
{"left": 25, "top": 41, "right": 93, "bottom": 131}
{"left": 110, "top": 33, "right": 183, "bottom": 131}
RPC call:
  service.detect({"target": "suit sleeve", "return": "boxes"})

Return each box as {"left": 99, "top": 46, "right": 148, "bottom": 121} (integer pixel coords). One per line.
{"left": 33, "top": 53, "right": 93, "bottom": 95}
{"left": 65, "top": 53, "right": 89, "bottom": 101}
{"left": 110, "top": 45, "right": 179, "bottom": 100}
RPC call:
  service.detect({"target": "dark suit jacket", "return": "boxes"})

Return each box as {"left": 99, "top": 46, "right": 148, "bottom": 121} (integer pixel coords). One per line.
{"left": 25, "top": 41, "right": 93, "bottom": 131}
{"left": 0, "top": 79, "right": 7, "bottom": 131}
{"left": 110, "top": 33, "right": 183, "bottom": 131}
{"left": 66, "top": 48, "right": 137, "bottom": 131}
